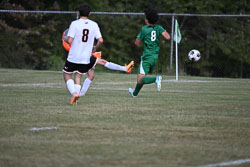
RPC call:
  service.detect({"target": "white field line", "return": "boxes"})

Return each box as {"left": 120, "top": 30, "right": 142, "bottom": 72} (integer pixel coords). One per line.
{"left": 0, "top": 81, "right": 214, "bottom": 93}
{"left": 88, "top": 80, "right": 238, "bottom": 84}
{"left": 91, "top": 87, "right": 200, "bottom": 93}
{"left": 0, "top": 83, "right": 63, "bottom": 88}
{"left": 164, "top": 80, "right": 238, "bottom": 83}
{"left": 0, "top": 79, "right": 239, "bottom": 88}
{"left": 195, "top": 158, "right": 250, "bottom": 167}
{"left": 29, "top": 126, "right": 58, "bottom": 131}
{"left": 94, "top": 81, "right": 135, "bottom": 85}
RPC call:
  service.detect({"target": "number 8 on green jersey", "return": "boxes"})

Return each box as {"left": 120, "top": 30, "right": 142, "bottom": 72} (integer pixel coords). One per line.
{"left": 137, "top": 25, "right": 165, "bottom": 74}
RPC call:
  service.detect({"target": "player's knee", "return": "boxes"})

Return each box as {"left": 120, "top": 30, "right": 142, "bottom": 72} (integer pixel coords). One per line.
{"left": 64, "top": 73, "right": 72, "bottom": 82}
{"left": 89, "top": 75, "right": 94, "bottom": 80}
{"left": 98, "top": 59, "right": 107, "bottom": 66}
{"left": 137, "top": 77, "right": 142, "bottom": 84}
{"left": 102, "top": 60, "right": 108, "bottom": 65}
{"left": 137, "top": 74, "right": 145, "bottom": 84}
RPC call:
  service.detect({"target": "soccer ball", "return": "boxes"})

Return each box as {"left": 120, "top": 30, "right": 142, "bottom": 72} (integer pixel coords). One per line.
{"left": 188, "top": 49, "right": 201, "bottom": 62}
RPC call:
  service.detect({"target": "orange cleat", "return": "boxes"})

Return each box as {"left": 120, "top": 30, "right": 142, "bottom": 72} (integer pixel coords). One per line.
{"left": 125, "top": 61, "right": 134, "bottom": 73}
{"left": 70, "top": 93, "right": 80, "bottom": 105}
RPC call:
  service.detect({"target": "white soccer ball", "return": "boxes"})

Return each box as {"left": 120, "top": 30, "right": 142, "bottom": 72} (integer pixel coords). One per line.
{"left": 188, "top": 49, "right": 201, "bottom": 62}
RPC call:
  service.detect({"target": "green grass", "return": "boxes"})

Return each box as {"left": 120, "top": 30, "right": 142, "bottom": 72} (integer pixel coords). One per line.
{"left": 0, "top": 68, "right": 250, "bottom": 167}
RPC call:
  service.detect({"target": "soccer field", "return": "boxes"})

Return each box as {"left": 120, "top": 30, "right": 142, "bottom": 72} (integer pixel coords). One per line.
{"left": 0, "top": 68, "right": 250, "bottom": 167}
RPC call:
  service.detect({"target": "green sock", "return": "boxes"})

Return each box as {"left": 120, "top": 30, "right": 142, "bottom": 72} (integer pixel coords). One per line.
{"left": 133, "top": 84, "right": 143, "bottom": 96}
{"left": 141, "top": 77, "right": 156, "bottom": 84}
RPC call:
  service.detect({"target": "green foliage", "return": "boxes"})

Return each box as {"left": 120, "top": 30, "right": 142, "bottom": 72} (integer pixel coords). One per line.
{"left": 45, "top": 55, "right": 64, "bottom": 71}
{"left": 0, "top": 0, "right": 250, "bottom": 77}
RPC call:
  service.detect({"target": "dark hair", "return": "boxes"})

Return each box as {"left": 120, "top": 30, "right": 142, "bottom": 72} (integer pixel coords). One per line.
{"left": 78, "top": 3, "right": 91, "bottom": 17}
{"left": 144, "top": 9, "right": 159, "bottom": 24}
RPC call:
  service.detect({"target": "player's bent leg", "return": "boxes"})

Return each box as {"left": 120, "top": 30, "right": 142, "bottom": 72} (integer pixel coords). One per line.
{"left": 64, "top": 73, "right": 72, "bottom": 82}
{"left": 74, "top": 73, "right": 82, "bottom": 103}
{"left": 79, "top": 69, "right": 94, "bottom": 96}
{"left": 74, "top": 84, "right": 81, "bottom": 94}
{"left": 97, "top": 58, "right": 134, "bottom": 73}
{"left": 79, "top": 78, "right": 92, "bottom": 96}
{"left": 65, "top": 78, "right": 80, "bottom": 105}
{"left": 87, "top": 68, "right": 95, "bottom": 80}
{"left": 104, "top": 62, "right": 126, "bottom": 71}
{"left": 137, "top": 74, "right": 145, "bottom": 84}
{"left": 97, "top": 58, "right": 107, "bottom": 66}
{"left": 129, "top": 74, "right": 144, "bottom": 97}
{"left": 73, "top": 73, "right": 81, "bottom": 94}
{"left": 74, "top": 73, "right": 82, "bottom": 85}
{"left": 141, "top": 77, "right": 156, "bottom": 84}
{"left": 66, "top": 79, "right": 76, "bottom": 95}
{"left": 132, "top": 84, "right": 143, "bottom": 96}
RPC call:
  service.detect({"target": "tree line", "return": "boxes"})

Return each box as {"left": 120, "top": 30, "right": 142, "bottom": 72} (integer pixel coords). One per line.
{"left": 0, "top": 0, "right": 249, "bottom": 78}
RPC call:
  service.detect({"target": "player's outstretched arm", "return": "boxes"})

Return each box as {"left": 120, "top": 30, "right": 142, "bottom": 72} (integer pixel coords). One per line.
{"left": 135, "top": 38, "right": 141, "bottom": 47}
{"left": 162, "top": 30, "right": 170, "bottom": 40}
{"left": 93, "top": 37, "right": 103, "bottom": 53}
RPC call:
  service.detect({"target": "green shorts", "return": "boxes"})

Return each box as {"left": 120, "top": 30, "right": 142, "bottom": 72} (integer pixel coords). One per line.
{"left": 138, "top": 54, "right": 158, "bottom": 75}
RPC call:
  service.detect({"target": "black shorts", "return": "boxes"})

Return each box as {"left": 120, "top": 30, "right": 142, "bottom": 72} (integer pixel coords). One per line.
{"left": 63, "top": 56, "right": 97, "bottom": 74}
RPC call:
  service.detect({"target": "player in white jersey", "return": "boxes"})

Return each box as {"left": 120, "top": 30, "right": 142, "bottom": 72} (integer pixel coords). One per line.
{"left": 62, "top": 3, "right": 134, "bottom": 105}
{"left": 66, "top": 16, "right": 101, "bottom": 64}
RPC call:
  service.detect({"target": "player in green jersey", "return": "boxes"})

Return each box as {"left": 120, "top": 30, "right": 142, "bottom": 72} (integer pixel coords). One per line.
{"left": 129, "top": 9, "right": 170, "bottom": 97}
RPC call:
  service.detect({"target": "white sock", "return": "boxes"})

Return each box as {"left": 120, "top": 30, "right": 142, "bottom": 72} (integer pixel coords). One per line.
{"left": 104, "top": 62, "right": 126, "bottom": 72}
{"left": 66, "top": 79, "right": 76, "bottom": 95}
{"left": 79, "top": 78, "right": 92, "bottom": 96}
{"left": 74, "top": 84, "right": 81, "bottom": 94}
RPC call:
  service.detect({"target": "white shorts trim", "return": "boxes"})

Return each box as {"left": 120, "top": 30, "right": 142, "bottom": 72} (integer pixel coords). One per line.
{"left": 139, "top": 61, "right": 145, "bottom": 74}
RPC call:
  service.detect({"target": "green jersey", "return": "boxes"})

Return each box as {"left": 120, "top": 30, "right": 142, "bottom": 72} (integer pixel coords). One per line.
{"left": 137, "top": 24, "right": 165, "bottom": 58}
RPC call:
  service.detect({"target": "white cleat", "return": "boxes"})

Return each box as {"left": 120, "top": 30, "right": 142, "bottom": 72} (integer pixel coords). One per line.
{"left": 156, "top": 76, "right": 162, "bottom": 91}
{"left": 129, "top": 88, "right": 136, "bottom": 98}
